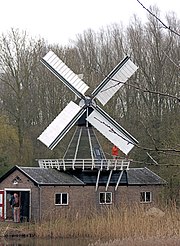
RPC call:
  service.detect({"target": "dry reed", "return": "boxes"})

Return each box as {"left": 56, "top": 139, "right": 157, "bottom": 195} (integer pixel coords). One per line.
{"left": 32, "top": 204, "right": 180, "bottom": 241}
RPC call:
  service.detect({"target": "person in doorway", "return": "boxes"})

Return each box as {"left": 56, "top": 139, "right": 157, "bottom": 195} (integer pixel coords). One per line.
{"left": 9, "top": 194, "right": 15, "bottom": 219}
{"left": 112, "top": 145, "right": 119, "bottom": 159}
{"left": 12, "top": 193, "right": 20, "bottom": 223}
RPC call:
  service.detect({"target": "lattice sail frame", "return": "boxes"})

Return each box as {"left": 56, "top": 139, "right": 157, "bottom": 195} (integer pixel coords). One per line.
{"left": 38, "top": 50, "right": 138, "bottom": 155}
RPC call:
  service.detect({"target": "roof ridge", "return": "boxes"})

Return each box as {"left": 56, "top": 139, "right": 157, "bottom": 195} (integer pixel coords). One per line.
{"left": 17, "top": 166, "right": 39, "bottom": 184}
{"left": 128, "top": 167, "right": 145, "bottom": 170}
{"left": 72, "top": 174, "right": 85, "bottom": 184}
{"left": 144, "top": 167, "right": 167, "bottom": 183}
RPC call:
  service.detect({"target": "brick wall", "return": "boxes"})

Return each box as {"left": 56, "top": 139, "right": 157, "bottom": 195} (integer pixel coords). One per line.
{"left": 0, "top": 169, "right": 40, "bottom": 220}
{"left": 0, "top": 170, "right": 164, "bottom": 221}
{"left": 39, "top": 185, "right": 163, "bottom": 219}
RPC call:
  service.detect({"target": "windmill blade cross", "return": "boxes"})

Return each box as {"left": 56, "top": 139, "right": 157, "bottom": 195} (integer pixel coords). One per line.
{"left": 38, "top": 50, "right": 138, "bottom": 155}
{"left": 86, "top": 105, "right": 138, "bottom": 155}
{"left": 91, "top": 56, "right": 138, "bottom": 106}
{"left": 41, "top": 50, "right": 89, "bottom": 99}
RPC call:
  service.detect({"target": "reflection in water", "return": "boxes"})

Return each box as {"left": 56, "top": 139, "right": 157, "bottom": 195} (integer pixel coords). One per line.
{"left": 0, "top": 237, "right": 94, "bottom": 246}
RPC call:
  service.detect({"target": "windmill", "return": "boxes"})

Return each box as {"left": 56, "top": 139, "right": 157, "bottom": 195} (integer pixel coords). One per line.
{"left": 38, "top": 50, "right": 138, "bottom": 161}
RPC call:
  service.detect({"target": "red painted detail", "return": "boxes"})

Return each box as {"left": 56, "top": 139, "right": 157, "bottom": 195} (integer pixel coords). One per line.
{"left": 0, "top": 190, "right": 4, "bottom": 220}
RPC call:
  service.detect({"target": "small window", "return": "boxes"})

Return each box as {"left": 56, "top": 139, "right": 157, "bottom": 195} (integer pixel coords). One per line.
{"left": 140, "top": 191, "right": 152, "bottom": 203}
{"left": 99, "top": 192, "right": 112, "bottom": 204}
{"left": 55, "top": 193, "right": 68, "bottom": 205}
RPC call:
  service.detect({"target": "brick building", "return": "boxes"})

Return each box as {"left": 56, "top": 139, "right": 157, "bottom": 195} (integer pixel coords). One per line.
{"left": 0, "top": 163, "right": 166, "bottom": 222}
{"left": 0, "top": 52, "right": 167, "bottom": 222}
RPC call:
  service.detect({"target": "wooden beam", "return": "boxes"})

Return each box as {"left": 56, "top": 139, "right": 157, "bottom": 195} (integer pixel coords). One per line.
{"left": 115, "top": 171, "right": 123, "bottom": 191}
{"left": 106, "top": 170, "right": 113, "bottom": 191}
{"left": 95, "top": 169, "right": 101, "bottom": 191}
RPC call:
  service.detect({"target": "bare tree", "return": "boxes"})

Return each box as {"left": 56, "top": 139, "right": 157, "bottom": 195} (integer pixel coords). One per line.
{"left": 122, "top": 8, "right": 180, "bottom": 163}
{"left": 0, "top": 28, "right": 44, "bottom": 164}
{"left": 72, "top": 10, "right": 180, "bottom": 163}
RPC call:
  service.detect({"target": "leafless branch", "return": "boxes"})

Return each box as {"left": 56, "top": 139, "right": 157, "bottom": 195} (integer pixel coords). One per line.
{"left": 139, "top": 120, "right": 156, "bottom": 148}
{"left": 162, "top": 51, "right": 180, "bottom": 69}
{"left": 94, "top": 116, "right": 180, "bottom": 153}
{"left": 131, "top": 159, "right": 180, "bottom": 167}
{"left": 94, "top": 116, "right": 132, "bottom": 145}
{"left": 136, "top": 0, "right": 180, "bottom": 37}
{"left": 100, "top": 77, "right": 180, "bottom": 102}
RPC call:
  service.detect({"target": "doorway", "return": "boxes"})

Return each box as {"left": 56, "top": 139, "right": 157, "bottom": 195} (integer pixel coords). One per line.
{"left": 6, "top": 190, "right": 30, "bottom": 222}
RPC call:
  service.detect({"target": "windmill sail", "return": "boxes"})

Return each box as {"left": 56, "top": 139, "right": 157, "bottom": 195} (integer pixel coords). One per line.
{"left": 38, "top": 101, "right": 86, "bottom": 150}
{"left": 41, "top": 50, "right": 89, "bottom": 99}
{"left": 86, "top": 105, "right": 138, "bottom": 155}
{"left": 38, "top": 50, "right": 138, "bottom": 156}
{"left": 91, "top": 56, "right": 138, "bottom": 106}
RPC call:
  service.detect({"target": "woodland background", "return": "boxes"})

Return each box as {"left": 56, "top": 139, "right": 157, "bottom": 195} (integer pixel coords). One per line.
{"left": 0, "top": 7, "right": 179, "bottom": 203}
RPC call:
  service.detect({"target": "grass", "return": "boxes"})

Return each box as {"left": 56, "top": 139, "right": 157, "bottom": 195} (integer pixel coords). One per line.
{"left": 1, "top": 204, "right": 180, "bottom": 245}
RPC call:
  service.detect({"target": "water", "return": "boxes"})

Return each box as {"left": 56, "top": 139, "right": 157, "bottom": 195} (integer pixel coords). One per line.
{"left": 0, "top": 237, "right": 95, "bottom": 246}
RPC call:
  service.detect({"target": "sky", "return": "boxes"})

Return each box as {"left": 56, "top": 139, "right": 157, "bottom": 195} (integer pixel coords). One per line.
{"left": 0, "top": 0, "right": 179, "bottom": 45}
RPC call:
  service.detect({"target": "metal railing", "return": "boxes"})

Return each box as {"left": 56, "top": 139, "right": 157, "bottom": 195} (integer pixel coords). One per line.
{"left": 38, "top": 158, "right": 130, "bottom": 171}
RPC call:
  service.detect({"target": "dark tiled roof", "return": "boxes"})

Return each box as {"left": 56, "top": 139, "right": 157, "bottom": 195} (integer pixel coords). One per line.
{"left": 0, "top": 166, "right": 166, "bottom": 186}
{"left": 19, "top": 167, "right": 84, "bottom": 185}
{"left": 68, "top": 168, "right": 166, "bottom": 185}
{"left": 127, "top": 167, "right": 166, "bottom": 185}
{"left": 69, "top": 170, "right": 128, "bottom": 185}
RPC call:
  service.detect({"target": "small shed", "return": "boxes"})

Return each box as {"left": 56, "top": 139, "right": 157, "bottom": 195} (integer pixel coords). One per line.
{"left": 0, "top": 164, "right": 166, "bottom": 221}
